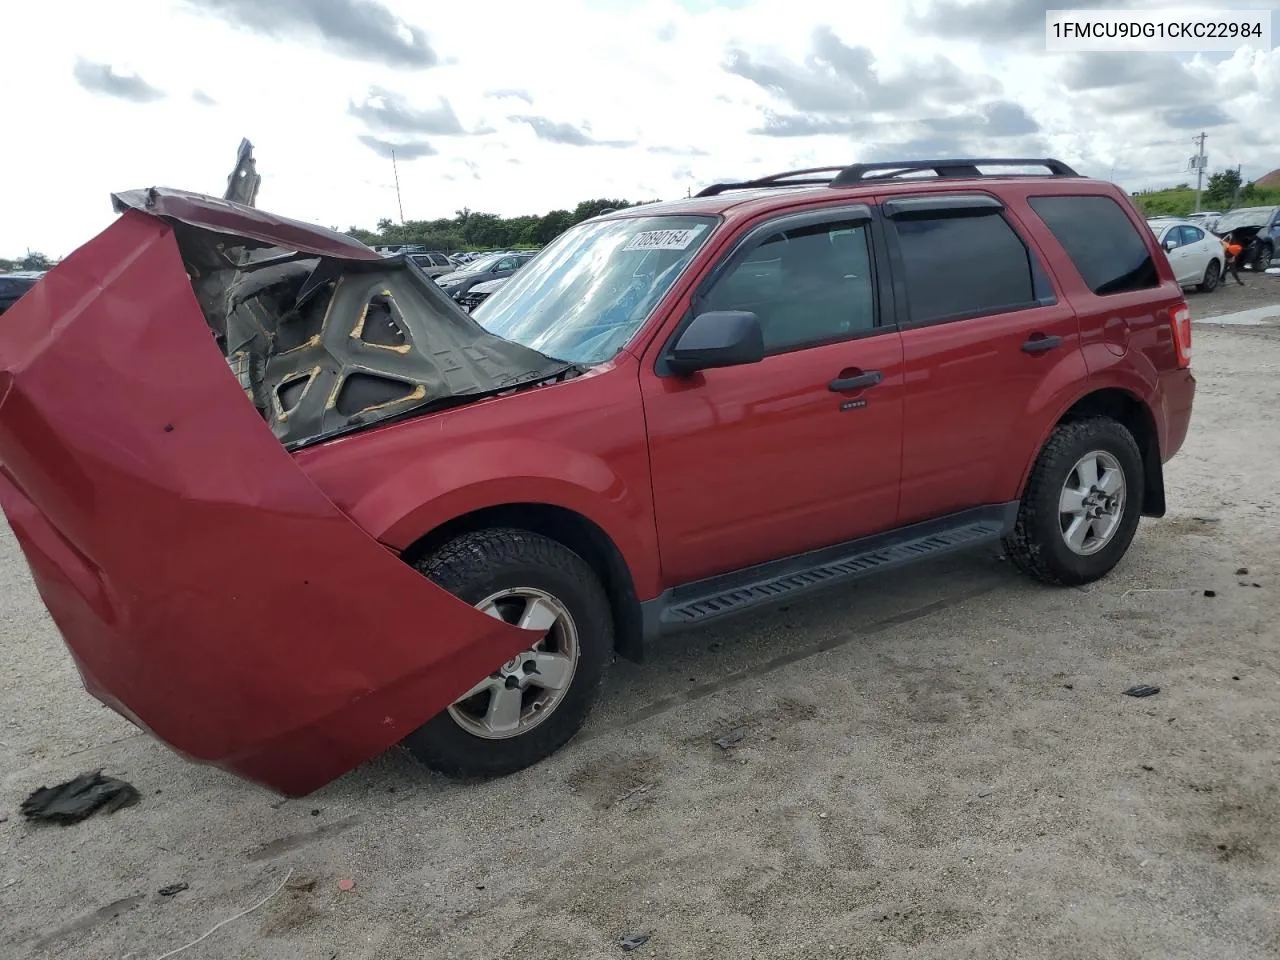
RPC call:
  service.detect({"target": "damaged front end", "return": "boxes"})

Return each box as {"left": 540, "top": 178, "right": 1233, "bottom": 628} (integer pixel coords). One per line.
{"left": 0, "top": 162, "right": 562, "bottom": 796}
{"left": 111, "top": 189, "right": 568, "bottom": 449}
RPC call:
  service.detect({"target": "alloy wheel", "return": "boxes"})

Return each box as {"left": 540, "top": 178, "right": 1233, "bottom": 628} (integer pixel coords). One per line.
{"left": 446, "top": 588, "right": 580, "bottom": 740}
{"left": 1059, "top": 450, "right": 1127, "bottom": 556}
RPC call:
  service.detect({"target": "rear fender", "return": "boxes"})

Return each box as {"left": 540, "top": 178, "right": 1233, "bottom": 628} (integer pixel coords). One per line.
{"left": 1011, "top": 373, "right": 1162, "bottom": 509}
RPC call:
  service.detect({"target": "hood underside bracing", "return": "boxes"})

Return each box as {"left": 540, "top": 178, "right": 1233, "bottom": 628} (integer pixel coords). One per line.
{"left": 111, "top": 188, "right": 570, "bottom": 449}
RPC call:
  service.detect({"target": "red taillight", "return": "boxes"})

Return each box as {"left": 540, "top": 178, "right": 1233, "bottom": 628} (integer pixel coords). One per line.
{"left": 1171, "top": 303, "right": 1192, "bottom": 368}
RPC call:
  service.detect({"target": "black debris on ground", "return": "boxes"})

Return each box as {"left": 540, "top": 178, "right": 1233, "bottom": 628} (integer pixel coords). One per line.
{"left": 1123, "top": 684, "right": 1161, "bottom": 698}
{"left": 618, "top": 932, "right": 652, "bottom": 951}
{"left": 1236, "top": 567, "right": 1249, "bottom": 575}
{"left": 1204, "top": 590, "right": 1217, "bottom": 598}
{"left": 714, "top": 728, "right": 747, "bottom": 750}
{"left": 157, "top": 882, "right": 188, "bottom": 897}
{"left": 20, "top": 771, "right": 141, "bottom": 825}
{"left": 1141, "top": 765, "right": 1155, "bottom": 772}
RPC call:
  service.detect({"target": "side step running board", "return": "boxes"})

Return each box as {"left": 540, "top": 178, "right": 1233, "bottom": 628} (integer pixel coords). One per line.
{"left": 644, "top": 503, "right": 1018, "bottom": 638}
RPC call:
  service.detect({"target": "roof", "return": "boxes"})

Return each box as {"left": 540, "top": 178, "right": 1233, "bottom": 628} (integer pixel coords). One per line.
{"left": 596, "top": 158, "right": 1106, "bottom": 221}
{"left": 597, "top": 178, "right": 1114, "bottom": 224}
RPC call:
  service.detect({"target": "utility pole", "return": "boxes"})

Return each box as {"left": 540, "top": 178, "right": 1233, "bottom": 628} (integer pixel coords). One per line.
{"left": 1231, "top": 163, "right": 1243, "bottom": 208}
{"left": 389, "top": 148, "right": 404, "bottom": 225}
{"left": 1191, "top": 131, "right": 1207, "bottom": 213}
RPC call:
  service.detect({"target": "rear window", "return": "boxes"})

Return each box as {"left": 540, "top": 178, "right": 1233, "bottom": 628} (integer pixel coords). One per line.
{"left": 891, "top": 212, "right": 1042, "bottom": 325}
{"left": 1028, "top": 195, "right": 1158, "bottom": 296}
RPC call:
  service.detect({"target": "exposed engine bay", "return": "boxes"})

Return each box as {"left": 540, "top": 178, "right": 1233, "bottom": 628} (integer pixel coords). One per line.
{"left": 107, "top": 145, "right": 572, "bottom": 449}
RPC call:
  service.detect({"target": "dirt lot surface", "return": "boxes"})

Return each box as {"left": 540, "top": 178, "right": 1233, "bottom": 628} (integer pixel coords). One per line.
{"left": 1191, "top": 267, "right": 1280, "bottom": 320}
{"left": 2, "top": 283, "right": 1279, "bottom": 960}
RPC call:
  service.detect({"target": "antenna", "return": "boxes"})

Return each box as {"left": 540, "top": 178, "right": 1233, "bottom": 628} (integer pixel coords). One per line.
{"left": 391, "top": 148, "right": 405, "bottom": 225}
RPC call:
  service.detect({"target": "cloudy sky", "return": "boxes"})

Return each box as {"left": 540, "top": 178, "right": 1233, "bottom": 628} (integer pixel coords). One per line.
{"left": 2, "top": 0, "right": 1278, "bottom": 258}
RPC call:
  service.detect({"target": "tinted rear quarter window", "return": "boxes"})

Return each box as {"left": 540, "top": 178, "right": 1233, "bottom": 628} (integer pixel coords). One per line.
{"left": 1029, "top": 195, "right": 1158, "bottom": 296}
{"left": 891, "top": 212, "right": 1041, "bottom": 325}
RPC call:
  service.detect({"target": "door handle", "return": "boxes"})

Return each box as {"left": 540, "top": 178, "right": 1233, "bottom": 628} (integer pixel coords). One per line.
{"left": 828, "top": 371, "right": 882, "bottom": 392}
{"left": 1021, "top": 335, "right": 1062, "bottom": 354}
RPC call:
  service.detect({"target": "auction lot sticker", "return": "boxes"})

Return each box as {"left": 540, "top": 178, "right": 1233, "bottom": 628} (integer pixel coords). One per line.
{"left": 622, "top": 227, "right": 704, "bottom": 252}
{"left": 1045, "top": 9, "right": 1272, "bottom": 52}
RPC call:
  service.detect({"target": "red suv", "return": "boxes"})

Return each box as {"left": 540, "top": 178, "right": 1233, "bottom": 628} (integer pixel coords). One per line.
{"left": 0, "top": 158, "right": 1195, "bottom": 795}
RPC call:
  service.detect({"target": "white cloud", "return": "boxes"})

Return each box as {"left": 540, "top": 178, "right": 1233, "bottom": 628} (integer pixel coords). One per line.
{"left": 1, "top": 0, "right": 1277, "bottom": 259}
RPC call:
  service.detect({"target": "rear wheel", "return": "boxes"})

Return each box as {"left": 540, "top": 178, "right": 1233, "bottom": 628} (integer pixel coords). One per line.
{"left": 1003, "top": 418, "right": 1145, "bottom": 586}
{"left": 404, "top": 529, "right": 612, "bottom": 778}
{"left": 1197, "top": 259, "right": 1220, "bottom": 292}
{"left": 1256, "top": 244, "right": 1273, "bottom": 272}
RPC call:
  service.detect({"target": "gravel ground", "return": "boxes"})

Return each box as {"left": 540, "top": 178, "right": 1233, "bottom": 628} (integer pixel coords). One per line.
{"left": 1191, "top": 266, "right": 1280, "bottom": 320}
{"left": 2, "top": 286, "right": 1279, "bottom": 960}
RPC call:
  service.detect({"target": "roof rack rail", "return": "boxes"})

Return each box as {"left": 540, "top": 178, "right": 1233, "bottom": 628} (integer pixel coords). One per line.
{"left": 829, "top": 157, "right": 1079, "bottom": 186}
{"left": 694, "top": 157, "right": 1080, "bottom": 198}
{"left": 694, "top": 166, "right": 850, "bottom": 197}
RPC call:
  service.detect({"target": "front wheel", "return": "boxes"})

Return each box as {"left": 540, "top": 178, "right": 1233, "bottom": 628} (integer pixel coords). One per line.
{"left": 404, "top": 529, "right": 612, "bottom": 778}
{"left": 1003, "top": 418, "right": 1144, "bottom": 586}
{"left": 1256, "top": 245, "right": 1273, "bottom": 273}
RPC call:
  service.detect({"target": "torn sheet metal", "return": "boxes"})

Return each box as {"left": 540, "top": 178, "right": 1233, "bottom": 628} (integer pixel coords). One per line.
{"left": 0, "top": 210, "right": 542, "bottom": 795}
{"left": 109, "top": 188, "right": 566, "bottom": 449}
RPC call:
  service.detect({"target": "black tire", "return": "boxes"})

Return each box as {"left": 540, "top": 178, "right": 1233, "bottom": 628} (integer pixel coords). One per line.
{"left": 403, "top": 529, "right": 612, "bottom": 778}
{"left": 1197, "top": 259, "right": 1220, "bottom": 292}
{"left": 1256, "top": 244, "right": 1273, "bottom": 273}
{"left": 1003, "top": 418, "right": 1144, "bottom": 586}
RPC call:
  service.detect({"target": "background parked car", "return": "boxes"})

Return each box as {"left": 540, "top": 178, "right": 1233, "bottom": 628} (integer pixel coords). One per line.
{"left": 1147, "top": 218, "right": 1224, "bottom": 291}
{"left": 1186, "top": 211, "right": 1220, "bottom": 233}
{"left": 434, "top": 251, "right": 537, "bottom": 300}
{"left": 456, "top": 275, "right": 510, "bottom": 312}
{"left": 0, "top": 272, "right": 44, "bottom": 315}
{"left": 407, "top": 251, "right": 458, "bottom": 278}
{"left": 1212, "top": 205, "right": 1279, "bottom": 272}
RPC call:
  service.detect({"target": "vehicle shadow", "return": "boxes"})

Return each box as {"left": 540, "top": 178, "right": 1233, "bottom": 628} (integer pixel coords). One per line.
{"left": 315, "top": 546, "right": 1020, "bottom": 804}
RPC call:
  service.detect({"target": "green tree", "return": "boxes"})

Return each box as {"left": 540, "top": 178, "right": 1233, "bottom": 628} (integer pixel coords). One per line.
{"left": 1203, "top": 169, "right": 1241, "bottom": 210}
{"left": 20, "top": 252, "right": 51, "bottom": 271}
{"left": 571, "top": 198, "right": 633, "bottom": 224}
{"left": 533, "top": 209, "right": 573, "bottom": 245}
{"left": 340, "top": 195, "right": 648, "bottom": 253}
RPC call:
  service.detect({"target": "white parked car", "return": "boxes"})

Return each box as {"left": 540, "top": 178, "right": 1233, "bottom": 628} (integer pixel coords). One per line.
{"left": 1148, "top": 218, "right": 1225, "bottom": 292}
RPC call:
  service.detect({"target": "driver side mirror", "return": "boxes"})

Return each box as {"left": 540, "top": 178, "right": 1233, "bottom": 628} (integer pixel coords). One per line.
{"left": 1164, "top": 237, "right": 1178, "bottom": 251}
{"left": 667, "top": 311, "right": 764, "bottom": 375}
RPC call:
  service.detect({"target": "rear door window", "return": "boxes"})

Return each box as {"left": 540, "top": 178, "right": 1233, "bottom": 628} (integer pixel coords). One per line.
{"left": 1028, "top": 195, "right": 1159, "bottom": 296}
{"left": 1179, "top": 225, "right": 1205, "bottom": 245}
{"left": 889, "top": 210, "right": 1044, "bottom": 325}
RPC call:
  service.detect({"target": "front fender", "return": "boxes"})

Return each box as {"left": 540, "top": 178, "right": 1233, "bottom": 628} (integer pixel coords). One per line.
{"left": 323, "top": 435, "right": 661, "bottom": 600}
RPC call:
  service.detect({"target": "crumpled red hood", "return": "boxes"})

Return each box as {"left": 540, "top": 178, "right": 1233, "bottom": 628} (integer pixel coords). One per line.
{"left": 0, "top": 209, "right": 539, "bottom": 795}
